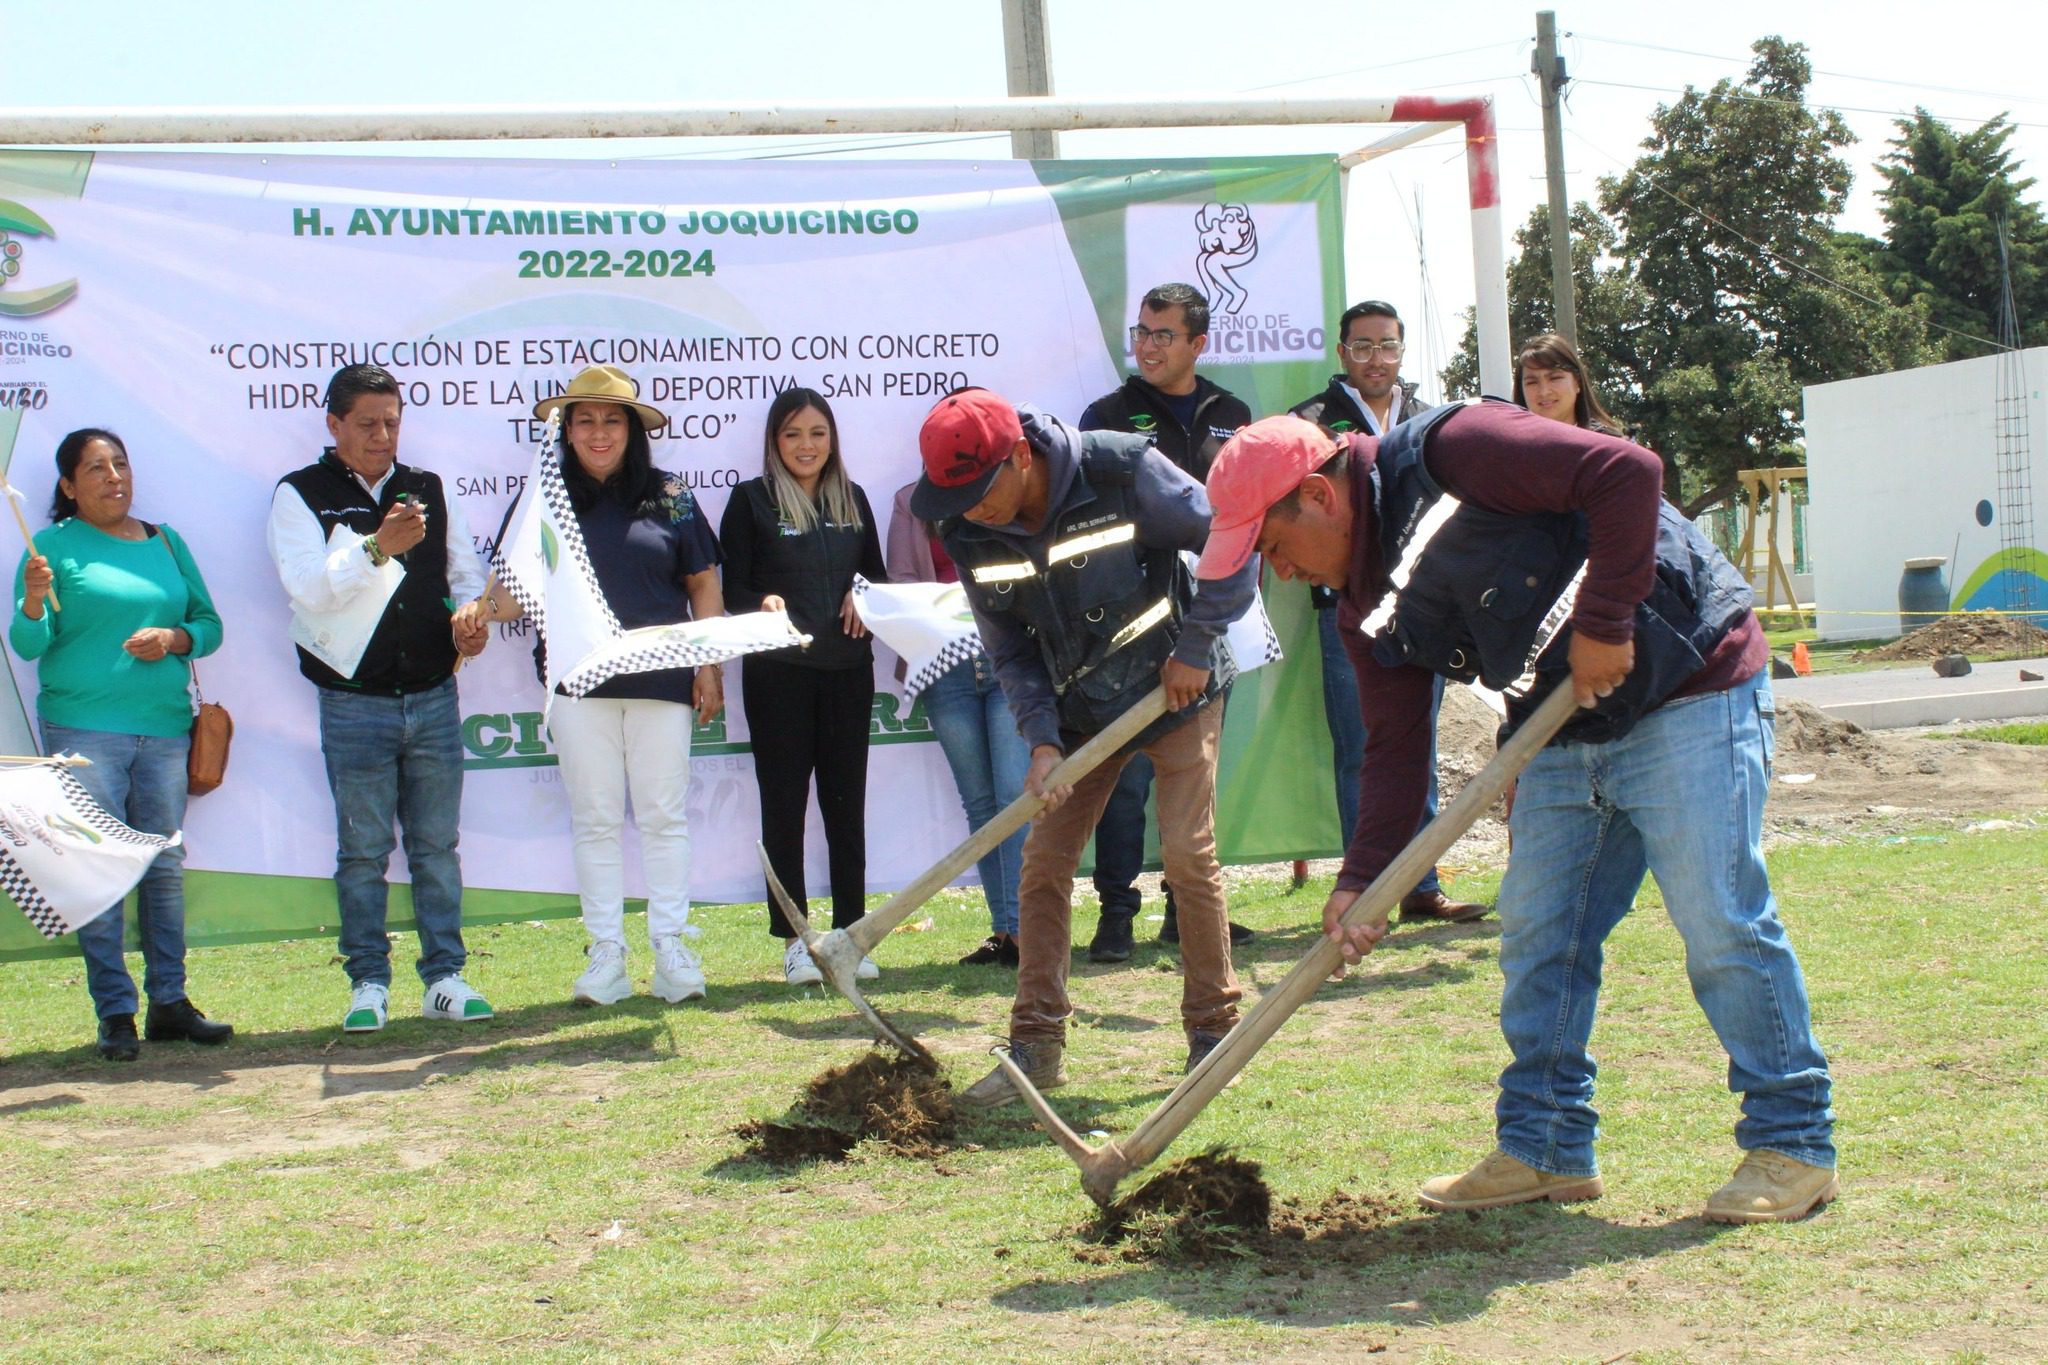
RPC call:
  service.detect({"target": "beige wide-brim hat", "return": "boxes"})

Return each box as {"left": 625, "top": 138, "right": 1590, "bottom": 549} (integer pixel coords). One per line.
{"left": 533, "top": 364, "right": 669, "bottom": 433}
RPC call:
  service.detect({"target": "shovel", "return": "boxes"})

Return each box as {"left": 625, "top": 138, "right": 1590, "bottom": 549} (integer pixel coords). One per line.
{"left": 992, "top": 680, "right": 1580, "bottom": 1206}
{"left": 760, "top": 683, "right": 1173, "bottom": 1070}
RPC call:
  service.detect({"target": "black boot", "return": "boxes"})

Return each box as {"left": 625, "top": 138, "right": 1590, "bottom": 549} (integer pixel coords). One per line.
{"left": 1087, "top": 913, "right": 1135, "bottom": 964}
{"left": 97, "top": 1014, "right": 140, "bottom": 1061}
{"left": 144, "top": 998, "right": 234, "bottom": 1045}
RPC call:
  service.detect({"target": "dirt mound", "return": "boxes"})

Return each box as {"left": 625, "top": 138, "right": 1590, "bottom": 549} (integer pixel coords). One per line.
{"left": 1860, "top": 613, "right": 2048, "bottom": 662}
{"left": 1084, "top": 1149, "right": 1272, "bottom": 1260}
{"left": 1774, "top": 700, "right": 1881, "bottom": 758}
{"left": 1435, "top": 682, "right": 1507, "bottom": 802}
{"left": 1766, "top": 700, "right": 2048, "bottom": 820}
{"left": 734, "top": 1052, "right": 957, "bottom": 1165}
{"left": 1081, "top": 1164, "right": 1515, "bottom": 1266}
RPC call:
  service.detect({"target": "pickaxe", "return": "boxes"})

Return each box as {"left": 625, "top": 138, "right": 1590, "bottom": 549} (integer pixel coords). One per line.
{"left": 992, "top": 680, "right": 1581, "bottom": 1206}
{"left": 759, "top": 683, "right": 1172, "bottom": 1070}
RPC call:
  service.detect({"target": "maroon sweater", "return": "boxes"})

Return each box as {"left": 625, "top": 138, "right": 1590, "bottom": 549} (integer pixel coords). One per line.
{"left": 1334, "top": 403, "right": 1765, "bottom": 893}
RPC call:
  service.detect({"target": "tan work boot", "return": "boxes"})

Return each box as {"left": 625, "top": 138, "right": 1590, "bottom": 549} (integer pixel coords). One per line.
{"left": 1703, "top": 1149, "right": 1839, "bottom": 1224}
{"left": 958, "top": 1039, "right": 1068, "bottom": 1110}
{"left": 1418, "top": 1148, "right": 1605, "bottom": 1211}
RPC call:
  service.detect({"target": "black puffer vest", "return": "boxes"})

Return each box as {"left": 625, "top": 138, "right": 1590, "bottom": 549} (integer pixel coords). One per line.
{"left": 947, "top": 432, "right": 1220, "bottom": 746}
{"left": 278, "top": 453, "right": 457, "bottom": 693}
{"left": 1363, "top": 399, "right": 1753, "bottom": 744}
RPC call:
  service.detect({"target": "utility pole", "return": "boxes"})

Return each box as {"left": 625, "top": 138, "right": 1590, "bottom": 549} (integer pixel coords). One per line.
{"left": 1534, "top": 11, "right": 1577, "bottom": 347}
{"left": 1001, "top": 0, "right": 1059, "bottom": 161}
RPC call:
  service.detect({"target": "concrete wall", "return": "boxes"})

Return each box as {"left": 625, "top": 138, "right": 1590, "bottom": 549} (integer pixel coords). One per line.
{"left": 1803, "top": 348, "right": 2047, "bottom": 641}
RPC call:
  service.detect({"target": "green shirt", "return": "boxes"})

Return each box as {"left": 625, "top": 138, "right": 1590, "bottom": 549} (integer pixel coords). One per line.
{"left": 9, "top": 519, "right": 224, "bottom": 738}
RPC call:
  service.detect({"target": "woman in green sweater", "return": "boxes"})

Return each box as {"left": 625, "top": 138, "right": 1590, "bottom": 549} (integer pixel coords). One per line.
{"left": 9, "top": 428, "right": 231, "bottom": 1061}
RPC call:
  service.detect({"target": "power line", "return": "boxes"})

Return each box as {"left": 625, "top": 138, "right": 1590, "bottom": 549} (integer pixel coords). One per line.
{"left": 1574, "top": 77, "right": 2048, "bottom": 133}
{"left": 1564, "top": 126, "right": 2007, "bottom": 355}
{"left": 1239, "top": 39, "right": 1527, "bottom": 93}
{"left": 1570, "top": 32, "right": 2048, "bottom": 109}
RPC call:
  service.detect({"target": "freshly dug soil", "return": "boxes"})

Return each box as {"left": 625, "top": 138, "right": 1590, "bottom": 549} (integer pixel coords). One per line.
{"left": 1859, "top": 613, "right": 2048, "bottom": 661}
{"left": 735, "top": 1052, "right": 957, "bottom": 1165}
{"left": 1080, "top": 1158, "right": 1516, "bottom": 1266}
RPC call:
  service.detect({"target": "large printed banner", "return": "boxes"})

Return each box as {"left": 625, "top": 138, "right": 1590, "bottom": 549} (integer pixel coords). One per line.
{"left": 0, "top": 149, "right": 1347, "bottom": 958}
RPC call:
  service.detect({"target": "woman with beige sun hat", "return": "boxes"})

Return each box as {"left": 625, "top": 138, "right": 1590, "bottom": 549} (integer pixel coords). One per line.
{"left": 466, "top": 364, "right": 724, "bottom": 1006}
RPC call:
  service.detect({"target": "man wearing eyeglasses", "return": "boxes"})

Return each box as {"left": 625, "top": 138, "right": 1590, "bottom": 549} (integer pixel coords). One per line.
{"left": 1291, "top": 301, "right": 1485, "bottom": 927}
{"left": 1076, "top": 282, "right": 1254, "bottom": 964}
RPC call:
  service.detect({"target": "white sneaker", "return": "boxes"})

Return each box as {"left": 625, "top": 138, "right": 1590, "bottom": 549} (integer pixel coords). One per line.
{"left": 651, "top": 935, "right": 706, "bottom": 1003}
{"left": 783, "top": 938, "right": 823, "bottom": 986}
{"left": 856, "top": 955, "right": 880, "bottom": 981}
{"left": 422, "top": 974, "right": 494, "bottom": 1022}
{"left": 573, "top": 940, "right": 632, "bottom": 1007}
{"left": 342, "top": 981, "right": 389, "bottom": 1033}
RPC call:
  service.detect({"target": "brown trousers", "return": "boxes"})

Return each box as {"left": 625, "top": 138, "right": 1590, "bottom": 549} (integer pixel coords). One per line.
{"left": 1010, "top": 701, "right": 1241, "bottom": 1045}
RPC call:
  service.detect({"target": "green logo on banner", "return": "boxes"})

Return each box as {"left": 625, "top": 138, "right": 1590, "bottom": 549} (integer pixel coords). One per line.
{"left": 539, "top": 523, "right": 559, "bottom": 572}
{"left": 0, "top": 199, "right": 78, "bottom": 318}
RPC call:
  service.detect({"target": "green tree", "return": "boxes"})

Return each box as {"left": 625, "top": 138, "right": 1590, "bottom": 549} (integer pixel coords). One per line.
{"left": 1855, "top": 110, "right": 2048, "bottom": 357}
{"left": 1597, "top": 36, "right": 1932, "bottom": 502}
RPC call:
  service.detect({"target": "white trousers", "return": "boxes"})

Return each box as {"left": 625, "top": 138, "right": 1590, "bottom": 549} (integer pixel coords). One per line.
{"left": 548, "top": 695, "right": 695, "bottom": 944}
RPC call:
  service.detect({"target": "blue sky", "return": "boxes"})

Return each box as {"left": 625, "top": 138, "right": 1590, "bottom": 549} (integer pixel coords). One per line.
{"left": 9, "top": 0, "right": 2046, "bottom": 395}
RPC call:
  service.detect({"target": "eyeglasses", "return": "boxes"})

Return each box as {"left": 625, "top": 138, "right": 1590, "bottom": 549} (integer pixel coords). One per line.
{"left": 1341, "top": 339, "right": 1406, "bottom": 362}
{"left": 1129, "top": 324, "right": 1190, "bottom": 348}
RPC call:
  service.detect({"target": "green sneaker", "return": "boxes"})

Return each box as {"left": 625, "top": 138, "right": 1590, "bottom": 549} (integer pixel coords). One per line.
{"left": 343, "top": 982, "right": 390, "bottom": 1033}
{"left": 422, "top": 975, "right": 493, "bottom": 1022}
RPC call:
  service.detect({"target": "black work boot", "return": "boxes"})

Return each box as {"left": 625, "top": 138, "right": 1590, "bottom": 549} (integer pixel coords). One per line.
{"left": 145, "top": 998, "right": 234, "bottom": 1046}
{"left": 96, "top": 1014, "right": 140, "bottom": 1062}
{"left": 1087, "top": 913, "right": 1135, "bottom": 964}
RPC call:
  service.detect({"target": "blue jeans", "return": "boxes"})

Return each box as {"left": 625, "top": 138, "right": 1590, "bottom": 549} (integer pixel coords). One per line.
{"left": 1090, "top": 752, "right": 1157, "bottom": 920}
{"left": 921, "top": 656, "right": 1029, "bottom": 936}
{"left": 317, "top": 681, "right": 468, "bottom": 989}
{"left": 41, "top": 721, "right": 191, "bottom": 1019}
{"left": 1319, "top": 607, "right": 1442, "bottom": 895}
{"left": 1494, "top": 671, "right": 1834, "bottom": 1176}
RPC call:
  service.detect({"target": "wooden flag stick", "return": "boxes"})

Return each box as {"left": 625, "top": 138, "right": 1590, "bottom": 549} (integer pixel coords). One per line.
{"left": 5, "top": 486, "right": 59, "bottom": 612}
{"left": 0, "top": 753, "right": 90, "bottom": 766}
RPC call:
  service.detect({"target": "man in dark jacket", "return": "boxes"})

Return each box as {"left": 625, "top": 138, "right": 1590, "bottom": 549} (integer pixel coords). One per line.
{"left": 1197, "top": 405, "right": 1838, "bottom": 1226}
{"left": 1077, "top": 282, "right": 1253, "bottom": 961}
{"left": 911, "top": 388, "right": 1254, "bottom": 1107}
{"left": 1290, "top": 300, "right": 1482, "bottom": 925}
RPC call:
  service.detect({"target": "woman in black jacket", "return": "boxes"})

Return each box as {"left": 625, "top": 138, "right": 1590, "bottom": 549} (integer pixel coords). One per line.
{"left": 719, "top": 388, "right": 887, "bottom": 985}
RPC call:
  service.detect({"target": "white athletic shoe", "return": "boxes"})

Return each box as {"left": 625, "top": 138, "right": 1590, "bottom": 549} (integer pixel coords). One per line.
{"left": 783, "top": 938, "right": 823, "bottom": 986}
{"left": 342, "top": 981, "right": 389, "bottom": 1033}
{"left": 422, "top": 974, "right": 494, "bottom": 1022}
{"left": 651, "top": 935, "right": 706, "bottom": 1003}
{"left": 572, "top": 939, "right": 632, "bottom": 1007}
{"left": 855, "top": 955, "right": 880, "bottom": 981}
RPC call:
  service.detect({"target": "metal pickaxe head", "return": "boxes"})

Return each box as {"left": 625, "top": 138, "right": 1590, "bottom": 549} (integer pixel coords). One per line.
{"left": 991, "top": 1045, "right": 1138, "bottom": 1207}
{"left": 757, "top": 842, "right": 939, "bottom": 1072}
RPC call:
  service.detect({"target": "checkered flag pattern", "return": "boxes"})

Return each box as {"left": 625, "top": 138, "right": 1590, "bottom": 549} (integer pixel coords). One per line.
{"left": 559, "top": 612, "right": 811, "bottom": 697}
{"left": 0, "top": 760, "right": 181, "bottom": 940}
{"left": 848, "top": 576, "right": 985, "bottom": 701}
{"left": 1214, "top": 586, "right": 1285, "bottom": 687}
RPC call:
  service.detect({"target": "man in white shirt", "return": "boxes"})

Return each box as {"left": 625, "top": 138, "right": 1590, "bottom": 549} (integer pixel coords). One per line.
{"left": 266, "top": 362, "right": 493, "bottom": 1033}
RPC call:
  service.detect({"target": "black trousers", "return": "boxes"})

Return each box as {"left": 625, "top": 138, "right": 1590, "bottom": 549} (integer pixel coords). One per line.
{"left": 741, "top": 654, "right": 874, "bottom": 937}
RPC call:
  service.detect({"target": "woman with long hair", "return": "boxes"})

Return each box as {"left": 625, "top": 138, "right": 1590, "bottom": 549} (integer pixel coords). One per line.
{"left": 9, "top": 428, "right": 229, "bottom": 1059}
{"left": 719, "top": 388, "right": 887, "bottom": 985}
{"left": 468, "top": 365, "right": 724, "bottom": 1006}
{"left": 1512, "top": 332, "right": 1623, "bottom": 434}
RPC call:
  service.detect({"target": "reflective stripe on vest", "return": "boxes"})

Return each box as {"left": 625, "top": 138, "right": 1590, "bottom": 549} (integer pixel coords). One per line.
{"left": 1047, "top": 522, "right": 1137, "bottom": 565}
{"left": 970, "top": 560, "right": 1036, "bottom": 584}
{"left": 1106, "top": 596, "right": 1172, "bottom": 652}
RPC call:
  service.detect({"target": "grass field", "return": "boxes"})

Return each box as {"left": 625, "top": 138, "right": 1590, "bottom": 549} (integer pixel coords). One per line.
{"left": 2, "top": 823, "right": 2044, "bottom": 1363}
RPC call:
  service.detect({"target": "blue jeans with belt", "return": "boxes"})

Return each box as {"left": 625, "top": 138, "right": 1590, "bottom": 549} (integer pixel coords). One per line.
{"left": 41, "top": 720, "right": 191, "bottom": 1019}
{"left": 920, "top": 655, "right": 1029, "bottom": 937}
{"left": 317, "top": 679, "right": 468, "bottom": 989}
{"left": 1493, "top": 671, "right": 1834, "bottom": 1176}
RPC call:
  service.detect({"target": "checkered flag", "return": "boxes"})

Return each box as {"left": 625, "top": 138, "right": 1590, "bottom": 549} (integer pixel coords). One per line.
{"left": 0, "top": 760, "right": 181, "bottom": 940}
{"left": 488, "top": 412, "right": 621, "bottom": 715}
{"left": 559, "top": 611, "right": 812, "bottom": 697}
{"left": 849, "top": 576, "right": 984, "bottom": 701}
{"left": 1212, "top": 583, "right": 1285, "bottom": 688}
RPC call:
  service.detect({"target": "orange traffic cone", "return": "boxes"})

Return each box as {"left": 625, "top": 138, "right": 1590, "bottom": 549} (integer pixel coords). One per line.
{"left": 1791, "top": 641, "right": 1812, "bottom": 676}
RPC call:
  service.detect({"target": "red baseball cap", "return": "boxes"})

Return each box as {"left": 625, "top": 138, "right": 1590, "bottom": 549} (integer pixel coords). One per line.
{"left": 1196, "top": 415, "right": 1341, "bottom": 579}
{"left": 911, "top": 389, "right": 1024, "bottom": 521}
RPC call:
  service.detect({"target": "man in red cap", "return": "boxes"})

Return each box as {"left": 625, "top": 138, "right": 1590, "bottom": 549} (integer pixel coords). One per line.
{"left": 1196, "top": 401, "right": 1837, "bottom": 1225}
{"left": 911, "top": 387, "right": 1255, "bottom": 1106}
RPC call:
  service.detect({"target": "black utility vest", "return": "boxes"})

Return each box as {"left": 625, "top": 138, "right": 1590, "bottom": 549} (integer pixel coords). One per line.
{"left": 946, "top": 433, "right": 1218, "bottom": 747}
{"left": 278, "top": 453, "right": 458, "bottom": 693}
{"left": 1364, "top": 399, "right": 1753, "bottom": 744}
